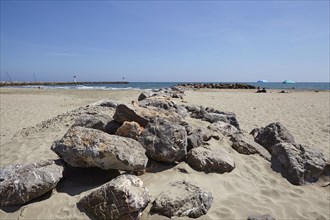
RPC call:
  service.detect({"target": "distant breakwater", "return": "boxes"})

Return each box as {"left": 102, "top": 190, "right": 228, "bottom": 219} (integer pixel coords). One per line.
{"left": 0, "top": 81, "right": 129, "bottom": 87}
{"left": 177, "top": 83, "right": 256, "bottom": 89}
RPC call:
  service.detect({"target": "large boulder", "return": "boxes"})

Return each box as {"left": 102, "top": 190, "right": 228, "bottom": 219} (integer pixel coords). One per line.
{"left": 208, "top": 121, "right": 240, "bottom": 137}
{"left": 78, "top": 174, "right": 150, "bottom": 220}
{"left": 151, "top": 180, "right": 213, "bottom": 218}
{"left": 72, "top": 114, "right": 113, "bottom": 132}
{"left": 185, "top": 105, "right": 240, "bottom": 129}
{"left": 186, "top": 146, "right": 235, "bottom": 173}
{"left": 115, "top": 121, "right": 144, "bottom": 141}
{"left": 139, "top": 118, "right": 187, "bottom": 163}
{"left": 230, "top": 135, "right": 271, "bottom": 161}
{"left": 187, "top": 128, "right": 213, "bottom": 151}
{"left": 271, "top": 143, "right": 327, "bottom": 185}
{"left": 138, "top": 96, "right": 177, "bottom": 110}
{"left": 0, "top": 160, "right": 65, "bottom": 206}
{"left": 51, "top": 126, "right": 148, "bottom": 171}
{"left": 203, "top": 112, "right": 240, "bottom": 129}
{"left": 253, "top": 122, "right": 295, "bottom": 153}
{"left": 113, "top": 103, "right": 182, "bottom": 127}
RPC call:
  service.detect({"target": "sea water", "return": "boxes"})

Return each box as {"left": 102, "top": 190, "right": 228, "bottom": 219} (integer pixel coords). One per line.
{"left": 16, "top": 82, "right": 330, "bottom": 91}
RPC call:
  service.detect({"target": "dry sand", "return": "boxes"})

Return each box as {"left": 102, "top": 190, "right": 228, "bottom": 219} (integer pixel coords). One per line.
{"left": 0, "top": 88, "right": 329, "bottom": 220}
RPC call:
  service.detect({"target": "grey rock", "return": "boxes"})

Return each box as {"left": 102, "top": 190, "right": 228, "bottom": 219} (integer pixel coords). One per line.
{"left": 113, "top": 103, "right": 182, "bottom": 127}
{"left": 203, "top": 112, "right": 240, "bottom": 129}
{"left": 0, "top": 160, "right": 65, "bottom": 206}
{"left": 247, "top": 214, "right": 275, "bottom": 220}
{"left": 254, "top": 122, "right": 295, "bottom": 153}
{"left": 138, "top": 96, "right": 176, "bottom": 110}
{"left": 139, "top": 118, "right": 187, "bottom": 163}
{"left": 78, "top": 174, "right": 150, "bottom": 220}
{"left": 187, "top": 128, "right": 213, "bottom": 151}
{"left": 186, "top": 146, "right": 235, "bottom": 173}
{"left": 90, "top": 99, "right": 118, "bottom": 108}
{"left": 72, "top": 114, "right": 113, "bottom": 132}
{"left": 138, "top": 92, "right": 152, "bottom": 101}
{"left": 185, "top": 105, "right": 240, "bottom": 129}
{"left": 151, "top": 180, "right": 213, "bottom": 218}
{"left": 230, "top": 134, "right": 271, "bottom": 161}
{"left": 208, "top": 121, "right": 240, "bottom": 137}
{"left": 271, "top": 143, "right": 327, "bottom": 185}
{"left": 51, "top": 126, "right": 148, "bottom": 171}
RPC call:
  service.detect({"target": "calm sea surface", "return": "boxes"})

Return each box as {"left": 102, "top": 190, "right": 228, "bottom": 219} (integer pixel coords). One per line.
{"left": 20, "top": 82, "right": 330, "bottom": 91}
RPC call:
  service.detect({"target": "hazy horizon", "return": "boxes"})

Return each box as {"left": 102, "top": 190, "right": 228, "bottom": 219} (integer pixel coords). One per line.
{"left": 1, "top": 1, "right": 329, "bottom": 82}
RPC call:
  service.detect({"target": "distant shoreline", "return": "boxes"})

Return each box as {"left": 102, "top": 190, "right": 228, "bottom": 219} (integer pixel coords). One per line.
{"left": 0, "top": 81, "right": 129, "bottom": 87}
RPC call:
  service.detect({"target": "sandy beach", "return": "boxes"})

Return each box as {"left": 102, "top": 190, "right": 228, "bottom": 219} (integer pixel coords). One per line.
{"left": 0, "top": 87, "right": 329, "bottom": 220}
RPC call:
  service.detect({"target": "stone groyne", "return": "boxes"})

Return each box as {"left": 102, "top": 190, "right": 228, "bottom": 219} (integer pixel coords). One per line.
{"left": 177, "top": 83, "right": 255, "bottom": 89}
{"left": 0, "top": 81, "right": 129, "bottom": 87}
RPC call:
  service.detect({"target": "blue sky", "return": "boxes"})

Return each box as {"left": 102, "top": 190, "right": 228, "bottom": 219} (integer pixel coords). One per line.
{"left": 1, "top": 1, "right": 329, "bottom": 82}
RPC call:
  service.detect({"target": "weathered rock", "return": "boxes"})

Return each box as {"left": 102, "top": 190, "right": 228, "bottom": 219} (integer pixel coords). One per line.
{"left": 51, "top": 126, "right": 148, "bottom": 171}
{"left": 78, "top": 174, "right": 150, "bottom": 220}
{"left": 254, "top": 122, "right": 295, "bottom": 153}
{"left": 230, "top": 134, "right": 271, "bottom": 161}
{"left": 185, "top": 105, "right": 240, "bottom": 129}
{"left": 247, "top": 214, "right": 275, "bottom": 220}
{"left": 208, "top": 121, "right": 240, "bottom": 137}
{"left": 151, "top": 180, "right": 213, "bottom": 218}
{"left": 187, "top": 128, "right": 213, "bottom": 151}
{"left": 138, "top": 96, "right": 176, "bottom": 110}
{"left": 0, "top": 160, "right": 65, "bottom": 206}
{"left": 271, "top": 143, "right": 327, "bottom": 185}
{"left": 138, "top": 92, "right": 152, "bottom": 101}
{"left": 186, "top": 146, "right": 235, "bottom": 173}
{"left": 203, "top": 112, "right": 240, "bottom": 129}
{"left": 90, "top": 99, "right": 118, "bottom": 108}
{"left": 104, "top": 120, "right": 122, "bottom": 134}
{"left": 72, "top": 114, "right": 113, "bottom": 132}
{"left": 113, "top": 103, "right": 182, "bottom": 127}
{"left": 139, "top": 118, "right": 187, "bottom": 163}
{"left": 115, "top": 121, "right": 144, "bottom": 141}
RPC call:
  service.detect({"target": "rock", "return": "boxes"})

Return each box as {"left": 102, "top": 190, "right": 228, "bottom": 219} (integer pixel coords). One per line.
{"left": 138, "top": 96, "right": 176, "bottom": 110}
{"left": 90, "top": 99, "right": 118, "bottom": 108}
{"left": 113, "top": 103, "right": 182, "bottom": 127}
{"left": 51, "top": 126, "right": 148, "bottom": 171}
{"left": 78, "top": 174, "right": 150, "bottom": 220}
{"left": 72, "top": 114, "right": 113, "bottom": 132}
{"left": 203, "top": 112, "right": 240, "bottom": 129}
{"left": 185, "top": 105, "right": 240, "bottom": 129}
{"left": 186, "top": 146, "right": 235, "bottom": 173}
{"left": 208, "top": 121, "right": 240, "bottom": 137}
{"left": 187, "top": 128, "right": 213, "bottom": 151}
{"left": 250, "top": 128, "right": 261, "bottom": 138}
{"left": 230, "top": 135, "right": 271, "bottom": 161}
{"left": 254, "top": 122, "right": 295, "bottom": 153}
{"left": 139, "top": 118, "right": 187, "bottom": 163}
{"left": 247, "top": 214, "right": 275, "bottom": 220}
{"left": 115, "top": 121, "right": 144, "bottom": 141}
{"left": 104, "top": 120, "right": 122, "bottom": 134}
{"left": 151, "top": 180, "right": 213, "bottom": 218}
{"left": 138, "top": 92, "right": 152, "bottom": 101}
{"left": 0, "top": 160, "right": 65, "bottom": 206}
{"left": 271, "top": 143, "right": 327, "bottom": 185}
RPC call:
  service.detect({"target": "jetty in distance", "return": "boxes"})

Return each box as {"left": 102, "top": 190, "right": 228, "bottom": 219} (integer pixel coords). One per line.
{"left": 0, "top": 81, "right": 129, "bottom": 87}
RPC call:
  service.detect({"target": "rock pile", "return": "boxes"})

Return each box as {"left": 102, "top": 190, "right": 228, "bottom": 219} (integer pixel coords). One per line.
{"left": 177, "top": 83, "right": 256, "bottom": 89}
{"left": 1, "top": 85, "right": 328, "bottom": 220}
